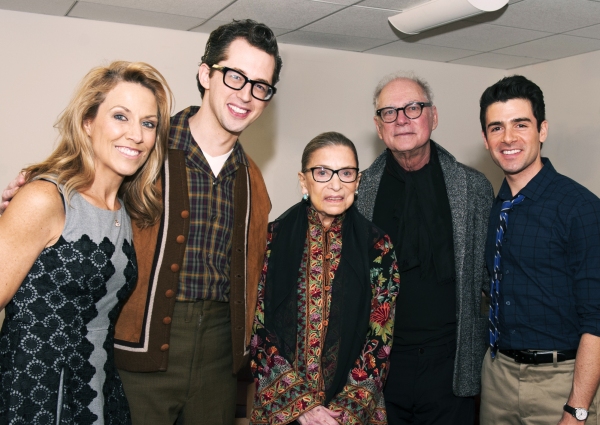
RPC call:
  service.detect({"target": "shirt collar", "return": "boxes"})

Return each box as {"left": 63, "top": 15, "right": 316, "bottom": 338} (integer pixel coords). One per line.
{"left": 498, "top": 157, "right": 556, "bottom": 201}
{"left": 169, "top": 105, "right": 249, "bottom": 169}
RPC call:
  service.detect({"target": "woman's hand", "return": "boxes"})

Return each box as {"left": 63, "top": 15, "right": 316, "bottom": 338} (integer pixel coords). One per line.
{"left": 297, "top": 405, "right": 341, "bottom": 425}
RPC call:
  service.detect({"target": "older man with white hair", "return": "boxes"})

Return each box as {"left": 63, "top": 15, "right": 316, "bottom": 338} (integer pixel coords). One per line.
{"left": 356, "top": 72, "right": 493, "bottom": 425}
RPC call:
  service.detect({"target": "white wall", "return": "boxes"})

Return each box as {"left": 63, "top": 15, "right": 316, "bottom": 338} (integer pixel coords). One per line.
{"left": 2, "top": 9, "right": 600, "bottom": 322}
{"left": 0, "top": 9, "right": 506, "bottom": 220}
{"left": 511, "top": 51, "right": 600, "bottom": 196}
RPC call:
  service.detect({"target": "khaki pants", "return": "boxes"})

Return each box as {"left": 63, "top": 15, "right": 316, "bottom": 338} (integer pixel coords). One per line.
{"left": 118, "top": 300, "right": 237, "bottom": 425}
{"left": 480, "top": 348, "right": 600, "bottom": 425}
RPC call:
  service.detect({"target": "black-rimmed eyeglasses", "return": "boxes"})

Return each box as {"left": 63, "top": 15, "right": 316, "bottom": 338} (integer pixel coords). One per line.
{"left": 376, "top": 102, "right": 432, "bottom": 123}
{"left": 304, "top": 167, "right": 359, "bottom": 183}
{"left": 211, "top": 65, "right": 276, "bottom": 101}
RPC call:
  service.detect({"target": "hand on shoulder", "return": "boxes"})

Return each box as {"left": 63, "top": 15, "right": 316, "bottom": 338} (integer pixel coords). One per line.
{"left": 2, "top": 179, "right": 65, "bottom": 242}
{"left": 0, "top": 171, "right": 27, "bottom": 214}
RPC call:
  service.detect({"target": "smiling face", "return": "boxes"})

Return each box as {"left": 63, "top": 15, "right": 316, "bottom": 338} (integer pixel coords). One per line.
{"left": 84, "top": 81, "right": 158, "bottom": 183}
{"left": 198, "top": 38, "right": 276, "bottom": 138}
{"left": 374, "top": 78, "right": 438, "bottom": 157}
{"left": 298, "top": 145, "right": 361, "bottom": 228}
{"left": 483, "top": 98, "right": 547, "bottom": 192}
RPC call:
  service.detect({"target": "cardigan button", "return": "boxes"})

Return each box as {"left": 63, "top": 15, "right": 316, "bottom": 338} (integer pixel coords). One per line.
{"left": 163, "top": 316, "right": 172, "bottom": 324}
{"left": 165, "top": 289, "right": 175, "bottom": 298}
{"left": 181, "top": 210, "right": 189, "bottom": 219}
{"left": 176, "top": 235, "right": 185, "bottom": 244}
{"left": 170, "top": 264, "right": 180, "bottom": 272}
{"left": 160, "top": 344, "right": 169, "bottom": 351}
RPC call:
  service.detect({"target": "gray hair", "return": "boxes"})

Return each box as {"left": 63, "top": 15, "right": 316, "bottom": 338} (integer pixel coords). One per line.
{"left": 373, "top": 71, "right": 434, "bottom": 110}
{"left": 301, "top": 132, "right": 358, "bottom": 171}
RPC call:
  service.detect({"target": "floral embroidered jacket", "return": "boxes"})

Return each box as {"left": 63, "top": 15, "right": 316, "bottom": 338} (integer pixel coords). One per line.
{"left": 250, "top": 209, "right": 400, "bottom": 425}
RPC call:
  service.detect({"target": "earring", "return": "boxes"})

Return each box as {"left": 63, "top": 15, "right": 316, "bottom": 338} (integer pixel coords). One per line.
{"left": 355, "top": 190, "right": 359, "bottom": 196}
{"left": 302, "top": 193, "right": 309, "bottom": 201}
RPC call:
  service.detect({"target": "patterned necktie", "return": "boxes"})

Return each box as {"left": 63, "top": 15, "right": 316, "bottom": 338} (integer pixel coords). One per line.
{"left": 489, "top": 194, "right": 525, "bottom": 358}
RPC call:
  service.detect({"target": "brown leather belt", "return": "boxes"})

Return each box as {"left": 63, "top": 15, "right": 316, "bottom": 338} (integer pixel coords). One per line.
{"left": 499, "top": 349, "right": 577, "bottom": 365}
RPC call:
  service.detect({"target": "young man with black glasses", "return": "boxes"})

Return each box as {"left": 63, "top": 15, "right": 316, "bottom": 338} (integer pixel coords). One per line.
{"left": 111, "top": 19, "right": 281, "bottom": 424}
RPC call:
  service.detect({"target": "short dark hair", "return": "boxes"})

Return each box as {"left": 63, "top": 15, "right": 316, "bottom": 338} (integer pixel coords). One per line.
{"left": 196, "top": 19, "right": 283, "bottom": 98}
{"left": 479, "top": 75, "right": 545, "bottom": 134}
{"left": 301, "top": 132, "right": 359, "bottom": 171}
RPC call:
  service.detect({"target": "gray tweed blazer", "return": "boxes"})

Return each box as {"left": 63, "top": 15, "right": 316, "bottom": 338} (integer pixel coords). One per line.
{"left": 356, "top": 141, "right": 493, "bottom": 397}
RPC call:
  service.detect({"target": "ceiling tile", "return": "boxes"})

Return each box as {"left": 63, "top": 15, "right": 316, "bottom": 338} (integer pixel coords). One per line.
{"left": 191, "top": 19, "right": 290, "bottom": 36}
{"left": 365, "top": 39, "right": 478, "bottom": 61}
{"left": 302, "top": 5, "right": 405, "bottom": 40}
{"left": 468, "top": 0, "right": 600, "bottom": 33}
{"left": 82, "top": 0, "right": 232, "bottom": 18}
{"left": 0, "top": 0, "right": 74, "bottom": 16}
{"left": 3, "top": 0, "right": 600, "bottom": 70}
{"left": 494, "top": 34, "right": 600, "bottom": 60}
{"left": 566, "top": 23, "right": 600, "bottom": 40}
{"left": 356, "top": 0, "right": 426, "bottom": 11}
{"left": 308, "top": 0, "right": 360, "bottom": 5}
{"left": 406, "top": 21, "right": 551, "bottom": 52}
{"left": 277, "top": 30, "right": 390, "bottom": 51}
{"left": 69, "top": 2, "right": 204, "bottom": 31}
{"left": 450, "top": 52, "right": 546, "bottom": 69}
{"left": 211, "top": 0, "right": 345, "bottom": 30}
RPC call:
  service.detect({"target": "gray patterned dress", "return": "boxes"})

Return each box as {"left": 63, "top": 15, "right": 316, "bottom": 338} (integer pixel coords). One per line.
{"left": 0, "top": 184, "right": 136, "bottom": 424}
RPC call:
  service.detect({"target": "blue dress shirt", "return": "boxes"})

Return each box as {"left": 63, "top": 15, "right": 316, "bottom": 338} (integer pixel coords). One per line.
{"left": 485, "top": 158, "right": 600, "bottom": 350}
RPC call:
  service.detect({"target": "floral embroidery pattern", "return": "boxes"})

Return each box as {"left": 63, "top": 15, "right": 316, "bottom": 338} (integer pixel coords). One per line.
{"left": 0, "top": 235, "right": 136, "bottom": 424}
{"left": 250, "top": 210, "right": 399, "bottom": 424}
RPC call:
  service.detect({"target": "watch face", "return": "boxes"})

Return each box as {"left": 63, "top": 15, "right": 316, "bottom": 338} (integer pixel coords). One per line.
{"left": 576, "top": 409, "right": 588, "bottom": 420}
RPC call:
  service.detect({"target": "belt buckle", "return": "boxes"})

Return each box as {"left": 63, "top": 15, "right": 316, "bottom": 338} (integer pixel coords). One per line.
{"left": 530, "top": 350, "right": 553, "bottom": 365}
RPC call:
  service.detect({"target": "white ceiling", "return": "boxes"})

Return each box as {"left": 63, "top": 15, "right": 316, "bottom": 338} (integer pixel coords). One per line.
{"left": 3, "top": 0, "right": 600, "bottom": 69}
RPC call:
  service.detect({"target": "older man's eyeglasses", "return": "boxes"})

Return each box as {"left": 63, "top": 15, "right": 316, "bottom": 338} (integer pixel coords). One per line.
{"left": 306, "top": 167, "right": 359, "bottom": 183}
{"left": 211, "top": 65, "right": 276, "bottom": 101}
{"left": 376, "top": 102, "right": 432, "bottom": 123}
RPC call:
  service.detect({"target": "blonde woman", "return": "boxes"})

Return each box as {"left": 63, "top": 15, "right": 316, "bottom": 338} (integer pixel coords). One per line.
{"left": 0, "top": 61, "right": 172, "bottom": 424}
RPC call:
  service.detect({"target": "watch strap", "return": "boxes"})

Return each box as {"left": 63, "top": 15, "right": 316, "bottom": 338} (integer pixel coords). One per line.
{"left": 564, "top": 403, "right": 588, "bottom": 421}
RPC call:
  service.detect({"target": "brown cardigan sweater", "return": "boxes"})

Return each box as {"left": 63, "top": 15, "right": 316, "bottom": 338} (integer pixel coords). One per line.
{"left": 113, "top": 149, "right": 270, "bottom": 373}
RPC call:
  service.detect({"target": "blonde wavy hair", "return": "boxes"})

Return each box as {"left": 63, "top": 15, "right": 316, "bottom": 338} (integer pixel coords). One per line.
{"left": 24, "top": 61, "right": 173, "bottom": 228}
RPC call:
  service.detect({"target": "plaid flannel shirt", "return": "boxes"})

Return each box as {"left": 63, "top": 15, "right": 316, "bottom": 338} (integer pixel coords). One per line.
{"left": 169, "top": 106, "right": 249, "bottom": 302}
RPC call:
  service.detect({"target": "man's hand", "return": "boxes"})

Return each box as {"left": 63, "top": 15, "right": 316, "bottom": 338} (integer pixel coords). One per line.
{"left": 297, "top": 405, "right": 341, "bottom": 425}
{"left": 557, "top": 333, "right": 600, "bottom": 424}
{"left": 0, "top": 172, "right": 26, "bottom": 214}
{"left": 558, "top": 411, "right": 584, "bottom": 425}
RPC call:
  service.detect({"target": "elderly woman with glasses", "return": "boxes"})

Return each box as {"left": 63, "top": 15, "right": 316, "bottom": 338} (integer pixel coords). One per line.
{"left": 249, "top": 132, "right": 400, "bottom": 425}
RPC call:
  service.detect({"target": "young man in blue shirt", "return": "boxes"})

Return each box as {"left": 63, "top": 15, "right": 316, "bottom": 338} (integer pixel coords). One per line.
{"left": 479, "top": 75, "right": 600, "bottom": 425}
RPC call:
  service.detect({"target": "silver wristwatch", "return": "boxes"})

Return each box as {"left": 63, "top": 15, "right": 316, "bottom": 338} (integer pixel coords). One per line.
{"left": 564, "top": 403, "right": 588, "bottom": 421}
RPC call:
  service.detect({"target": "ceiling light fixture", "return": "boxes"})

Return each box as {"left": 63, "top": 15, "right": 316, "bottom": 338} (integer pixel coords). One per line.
{"left": 388, "top": 0, "right": 509, "bottom": 35}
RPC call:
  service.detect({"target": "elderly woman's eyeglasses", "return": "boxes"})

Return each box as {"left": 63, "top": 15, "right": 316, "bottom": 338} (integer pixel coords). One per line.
{"left": 211, "top": 65, "right": 276, "bottom": 101}
{"left": 305, "top": 167, "right": 359, "bottom": 183}
{"left": 376, "top": 102, "right": 432, "bottom": 123}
